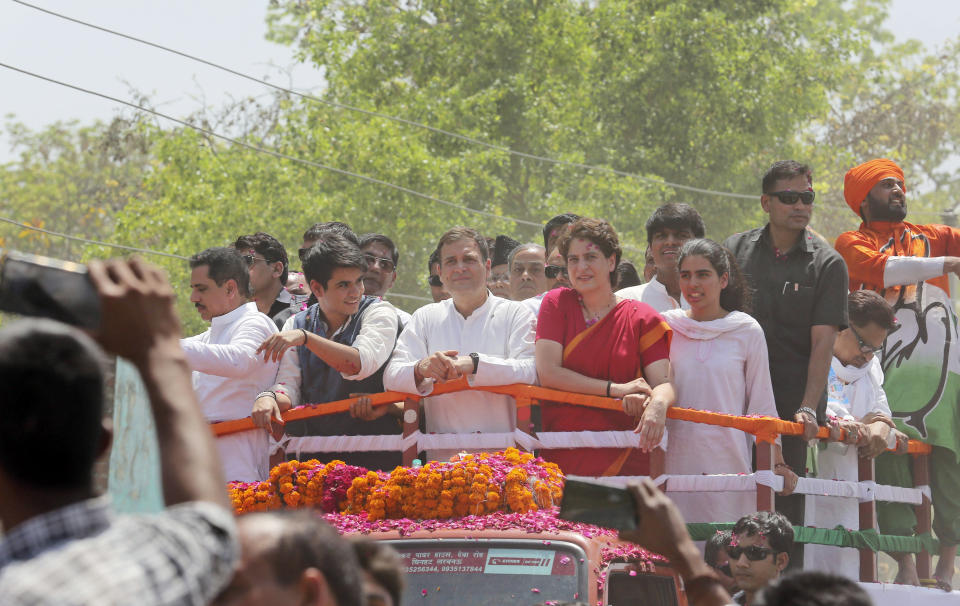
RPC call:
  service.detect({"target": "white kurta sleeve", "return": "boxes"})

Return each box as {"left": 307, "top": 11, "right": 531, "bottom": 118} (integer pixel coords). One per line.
{"left": 472, "top": 304, "right": 538, "bottom": 386}
{"left": 383, "top": 308, "right": 433, "bottom": 395}
{"left": 271, "top": 315, "right": 302, "bottom": 407}
{"left": 867, "top": 358, "right": 893, "bottom": 417}
{"left": 340, "top": 301, "right": 400, "bottom": 381}
{"left": 883, "top": 256, "right": 946, "bottom": 287}
{"left": 181, "top": 317, "right": 277, "bottom": 378}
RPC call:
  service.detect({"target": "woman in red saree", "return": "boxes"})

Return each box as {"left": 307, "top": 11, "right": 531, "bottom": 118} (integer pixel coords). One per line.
{"left": 535, "top": 218, "right": 675, "bottom": 476}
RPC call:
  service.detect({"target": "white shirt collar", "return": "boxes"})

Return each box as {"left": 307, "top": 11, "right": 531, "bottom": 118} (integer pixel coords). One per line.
{"left": 210, "top": 301, "right": 256, "bottom": 328}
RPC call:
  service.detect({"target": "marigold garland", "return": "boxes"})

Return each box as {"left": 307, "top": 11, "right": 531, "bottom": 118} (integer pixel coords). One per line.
{"left": 227, "top": 448, "right": 564, "bottom": 519}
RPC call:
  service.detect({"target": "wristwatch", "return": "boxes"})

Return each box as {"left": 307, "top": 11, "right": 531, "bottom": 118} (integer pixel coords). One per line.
{"left": 469, "top": 352, "right": 480, "bottom": 374}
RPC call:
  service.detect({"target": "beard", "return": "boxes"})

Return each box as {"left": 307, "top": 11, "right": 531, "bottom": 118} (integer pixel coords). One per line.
{"left": 866, "top": 191, "right": 907, "bottom": 222}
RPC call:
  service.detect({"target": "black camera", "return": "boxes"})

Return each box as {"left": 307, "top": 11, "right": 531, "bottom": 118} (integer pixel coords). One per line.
{"left": 0, "top": 249, "right": 101, "bottom": 329}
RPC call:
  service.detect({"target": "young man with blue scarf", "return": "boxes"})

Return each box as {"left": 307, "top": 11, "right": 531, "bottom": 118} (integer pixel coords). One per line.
{"left": 254, "top": 233, "right": 402, "bottom": 470}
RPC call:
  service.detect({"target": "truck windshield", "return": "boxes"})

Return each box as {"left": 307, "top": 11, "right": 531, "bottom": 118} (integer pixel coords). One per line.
{"left": 385, "top": 539, "right": 588, "bottom": 606}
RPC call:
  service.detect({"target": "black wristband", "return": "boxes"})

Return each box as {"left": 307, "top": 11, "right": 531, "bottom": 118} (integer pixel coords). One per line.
{"left": 299, "top": 328, "right": 309, "bottom": 346}
{"left": 606, "top": 380, "right": 612, "bottom": 398}
{"left": 469, "top": 352, "right": 480, "bottom": 374}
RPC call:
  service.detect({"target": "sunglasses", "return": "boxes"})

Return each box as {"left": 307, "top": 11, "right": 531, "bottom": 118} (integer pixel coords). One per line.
{"left": 544, "top": 265, "right": 568, "bottom": 279}
{"left": 298, "top": 247, "right": 311, "bottom": 262}
{"left": 364, "top": 254, "right": 396, "bottom": 272}
{"left": 769, "top": 190, "right": 815, "bottom": 205}
{"left": 428, "top": 274, "right": 443, "bottom": 287}
{"left": 726, "top": 545, "right": 776, "bottom": 561}
{"left": 850, "top": 325, "right": 883, "bottom": 354}
{"left": 241, "top": 254, "right": 266, "bottom": 267}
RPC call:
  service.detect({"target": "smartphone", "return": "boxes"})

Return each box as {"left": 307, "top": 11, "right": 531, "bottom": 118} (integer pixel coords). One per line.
{"left": 558, "top": 479, "right": 638, "bottom": 531}
{"left": 0, "top": 249, "right": 101, "bottom": 329}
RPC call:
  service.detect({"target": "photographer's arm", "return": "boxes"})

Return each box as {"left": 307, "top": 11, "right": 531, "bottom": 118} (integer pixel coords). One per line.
{"left": 88, "top": 258, "right": 229, "bottom": 509}
{"left": 619, "top": 479, "right": 731, "bottom": 606}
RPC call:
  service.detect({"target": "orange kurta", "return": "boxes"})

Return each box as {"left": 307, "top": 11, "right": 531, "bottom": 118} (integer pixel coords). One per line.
{"left": 834, "top": 220, "right": 960, "bottom": 296}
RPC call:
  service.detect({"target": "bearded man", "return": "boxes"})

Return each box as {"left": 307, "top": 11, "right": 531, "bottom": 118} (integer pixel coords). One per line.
{"left": 834, "top": 158, "right": 960, "bottom": 588}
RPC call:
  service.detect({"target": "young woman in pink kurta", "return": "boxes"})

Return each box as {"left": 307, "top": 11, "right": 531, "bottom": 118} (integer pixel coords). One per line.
{"left": 662, "top": 239, "right": 797, "bottom": 523}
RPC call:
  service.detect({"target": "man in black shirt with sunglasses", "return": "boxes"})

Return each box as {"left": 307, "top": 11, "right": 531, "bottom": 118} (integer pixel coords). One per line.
{"left": 724, "top": 161, "right": 849, "bottom": 543}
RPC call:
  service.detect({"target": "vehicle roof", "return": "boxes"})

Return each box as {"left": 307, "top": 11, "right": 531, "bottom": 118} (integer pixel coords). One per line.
{"left": 322, "top": 508, "right": 666, "bottom": 566}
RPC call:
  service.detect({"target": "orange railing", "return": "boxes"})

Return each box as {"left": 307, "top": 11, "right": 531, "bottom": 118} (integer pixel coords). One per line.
{"left": 210, "top": 381, "right": 933, "bottom": 582}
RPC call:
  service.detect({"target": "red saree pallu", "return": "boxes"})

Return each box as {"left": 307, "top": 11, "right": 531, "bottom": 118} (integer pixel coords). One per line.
{"left": 536, "top": 288, "right": 671, "bottom": 476}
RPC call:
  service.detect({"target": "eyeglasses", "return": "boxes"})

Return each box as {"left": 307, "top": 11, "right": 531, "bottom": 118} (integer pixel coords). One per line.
{"left": 428, "top": 274, "right": 443, "bottom": 287}
{"left": 544, "top": 265, "right": 568, "bottom": 279}
{"left": 364, "top": 254, "right": 396, "bottom": 272}
{"left": 769, "top": 190, "right": 815, "bottom": 205}
{"left": 298, "top": 247, "right": 310, "bottom": 262}
{"left": 242, "top": 254, "right": 267, "bottom": 267}
{"left": 726, "top": 545, "right": 776, "bottom": 561}
{"left": 850, "top": 325, "right": 883, "bottom": 354}
{"left": 488, "top": 272, "right": 510, "bottom": 284}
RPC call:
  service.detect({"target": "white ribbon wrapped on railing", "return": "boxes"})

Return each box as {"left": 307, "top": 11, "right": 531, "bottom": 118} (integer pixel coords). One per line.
{"left": 866, "top": 481, "right": 924, "bottom": 505}
{"left": 535, "top": 430, "right": 668, "bottom": 451}
{"left": 286, "top": 434, "right": 405, "bottom": 459}
{"left": 566, "top": 474, "right": 669, "bottom": 488}
{"left": 416, "top": 431, "right": 522, "bottom": 452}
{"left": 649, "top": 472, "right": 924, "bottom": 505}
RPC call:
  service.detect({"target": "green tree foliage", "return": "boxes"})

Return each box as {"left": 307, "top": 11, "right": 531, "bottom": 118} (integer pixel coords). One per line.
{"left": 0, "top": 115, "right": 153, "bottom": 258}
{"left": 5, "top": 0, "right": 960, "bottom": 334}
{"left": 800, "top": 36, "right": 960, "bottom": 239}
{"left": 264, "top": 0, "right": 887, "bottom": 237}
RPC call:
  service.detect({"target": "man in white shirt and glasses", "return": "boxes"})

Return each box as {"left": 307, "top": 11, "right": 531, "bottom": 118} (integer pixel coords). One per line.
{"left": 359, "top": 232, "right": 412, "bottom": 325}
{"left": 181, "top": 247, "right": 280, "bottom": 482}
{"left": 384, "top": 226, "right": 537, "bottom": 461}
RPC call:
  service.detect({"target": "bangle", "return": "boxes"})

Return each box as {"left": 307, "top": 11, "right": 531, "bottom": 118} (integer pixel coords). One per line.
{"left": 605, "top": 381, "right": 612, "bottom": 398}
{"left": 299, "top": 328, "right": 308, "bottom": 346}
{"left": 257, "top": 390, "right": 277, "bottom": 401}
{"left": 798, "top": 406, "right": 817, "bottom": 421}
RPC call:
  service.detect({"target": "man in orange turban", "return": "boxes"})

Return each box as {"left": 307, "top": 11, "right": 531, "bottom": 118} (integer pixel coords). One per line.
{"left": 835, "top": 158, "right": 960, "bottom": 589}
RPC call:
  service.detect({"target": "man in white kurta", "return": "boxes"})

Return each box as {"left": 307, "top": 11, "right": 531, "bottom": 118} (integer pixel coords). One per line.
{"left": 383, "top": 228, "right": 537, "bottom": 460}
{"left": 617, "top": 276, "right": 689, "bottom": 312}
{"left": 616, "top": 203, "right": 703, "bottom": 312}
{"left": 803, "top": 290, "right": 900, "bottom": 578}
{"left": 181, "top": 247, "right": 279, "bottom": 482}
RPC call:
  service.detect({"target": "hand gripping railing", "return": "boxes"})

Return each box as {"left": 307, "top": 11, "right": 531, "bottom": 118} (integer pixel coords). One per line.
{"left": 210, "top": 381, "right": 933, "bottom": 582}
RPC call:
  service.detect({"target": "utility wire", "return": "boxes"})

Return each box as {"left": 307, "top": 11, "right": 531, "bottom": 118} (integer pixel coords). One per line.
{"left": 13, "top": 0, "right": 760, "bottom": 201}
{"left": 14, "top": 1, "right": 956, "bottom": 216}
{"left": 0, "top": 61, "right": 543, "bottom": 230}
{"left": 0, "top": 215, "right": 189, "bottom": 259}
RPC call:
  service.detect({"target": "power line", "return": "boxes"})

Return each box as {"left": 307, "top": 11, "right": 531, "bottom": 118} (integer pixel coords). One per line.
{"left": 0, "top": 61, "right": 543, "bottom": 231}
{"left": 0, "top": 215, "right": 189, "bottom": 259}
{"left": 12, "top": 0, "right": 761, "bottom": 201}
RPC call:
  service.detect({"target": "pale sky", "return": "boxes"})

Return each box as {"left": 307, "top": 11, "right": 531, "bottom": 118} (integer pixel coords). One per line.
{"left": 1, "top": 0, "right": 958, "bottom": 162}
